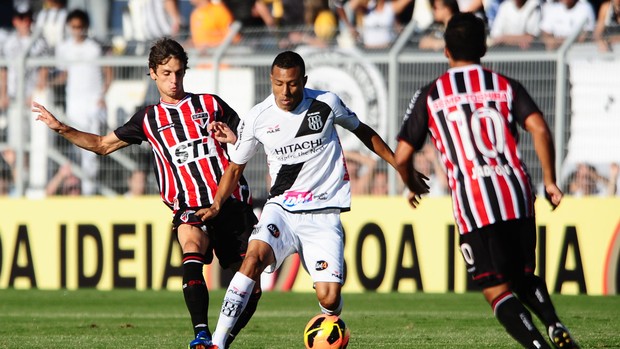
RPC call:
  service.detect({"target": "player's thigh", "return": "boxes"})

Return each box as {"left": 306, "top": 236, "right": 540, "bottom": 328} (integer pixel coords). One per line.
{"left": 249, "top": 204, "right": 298, "bottom": 273}
{"left": 172, "top": 209, "right": 209, "bottom": 256}
{"left": 210, "top": 199, "right": 258, "bottom": 269}
{"left": 296, "top": 209, "right": 345, "bottom": 284}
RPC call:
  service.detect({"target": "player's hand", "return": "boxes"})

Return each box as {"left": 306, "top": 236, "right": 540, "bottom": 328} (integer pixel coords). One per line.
{"left": 207, "top": 121, "right": 237, "bottom": 144}
{"left": 406, "top": 190, "right": 423, "bottom": 208}
{"left": 195, "top": 203, "right": 221, "bottom": 221}
{"left": 410, "top": 170, "right": 430, "bottom": 195}
{"left": 544, "top": 183, "right": 563, "bottom": 211}
{"left": 32, "top": 101, "right": 63, "bottom": 132}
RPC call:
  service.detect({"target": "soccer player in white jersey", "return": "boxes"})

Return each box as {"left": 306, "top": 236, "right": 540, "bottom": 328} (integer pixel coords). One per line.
{"left": 197, "top": 50, "right": 427, "bottom": 349}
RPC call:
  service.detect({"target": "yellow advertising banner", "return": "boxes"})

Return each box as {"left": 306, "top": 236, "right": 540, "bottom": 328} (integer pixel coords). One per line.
{"left": 0, "top": 196, "right": 618, "bottom": 295}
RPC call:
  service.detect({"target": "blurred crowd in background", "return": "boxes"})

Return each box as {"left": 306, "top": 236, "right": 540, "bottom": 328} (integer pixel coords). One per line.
{"left": 0, "top": 0, "right": 618, "bottom": 198}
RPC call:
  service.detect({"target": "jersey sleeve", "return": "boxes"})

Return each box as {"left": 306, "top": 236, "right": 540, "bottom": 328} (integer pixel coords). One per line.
{"left": 212, "top": 94, "right": 241, "bottom": 133}
{"left": 397, "top": 85, "right": 431, "bottom": 151}
{"left": 508, "top": 78, "right": 542, "bottom": 128}
{"left": 229, "top": 110, "right": 260, "bottom": 165}
{"left": 114, "top": 106, "right": 149, "bottom": 144}
{"left": 332, "top": 93, "right": 361, "bottom": 131}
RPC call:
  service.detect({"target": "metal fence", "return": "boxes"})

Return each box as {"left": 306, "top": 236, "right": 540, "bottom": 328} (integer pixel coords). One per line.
{"left": 1, "top": 21, "right": 619, "bottom": 201}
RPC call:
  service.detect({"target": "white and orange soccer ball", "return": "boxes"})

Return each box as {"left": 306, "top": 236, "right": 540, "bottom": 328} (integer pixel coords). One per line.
{"left": 303, "top": 314, "right": 350, "bottom": 349}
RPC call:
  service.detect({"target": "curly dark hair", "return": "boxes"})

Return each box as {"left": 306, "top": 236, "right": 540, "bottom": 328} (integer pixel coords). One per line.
{"left": 148, "top": 38, "right": 189, "bottom": 73}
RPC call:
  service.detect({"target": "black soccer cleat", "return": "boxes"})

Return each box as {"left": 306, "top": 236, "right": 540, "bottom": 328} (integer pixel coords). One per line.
{"left": 548, "top": 322, "right": 580, "bottom": 349}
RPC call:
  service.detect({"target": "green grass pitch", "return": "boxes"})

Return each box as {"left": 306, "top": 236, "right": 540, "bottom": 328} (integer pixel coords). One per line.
{"left": 0, "top": 289, "right": 618, "bottom": 348}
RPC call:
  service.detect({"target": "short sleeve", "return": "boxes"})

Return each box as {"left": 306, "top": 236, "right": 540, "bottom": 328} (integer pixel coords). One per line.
{"left": 332, "top": 94, "right": 361, "bottom": 131}
{"left": 397, "top": 85, "right": 431, "bottom": 151}
{"left": 508, "top": 78, "right": 542, "bottom": 128}
{"left": 229, "top": 111, "right": 260, "bottom": 165}
{"left": 114, "top": 106, "right": 149, "bottom": 144}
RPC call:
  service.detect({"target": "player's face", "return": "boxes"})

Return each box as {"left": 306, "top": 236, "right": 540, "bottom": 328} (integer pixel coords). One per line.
{"left": 270, "top": 66, "right": 307, "bottom": 111}
{"left": 150, "top": 57, "right": 186, "bottom": 103}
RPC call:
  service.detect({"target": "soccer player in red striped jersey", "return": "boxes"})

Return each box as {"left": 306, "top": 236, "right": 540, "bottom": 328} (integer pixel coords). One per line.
{"left": 395, "top": 13, "right": 579, "bottom": 349}
{"left": 34, "top": 38, "right": 258, "bottom": 349}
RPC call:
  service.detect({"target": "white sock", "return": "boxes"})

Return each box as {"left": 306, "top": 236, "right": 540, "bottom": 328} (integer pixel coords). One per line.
{"left": 212, "top": 272, "right": 255, "bottom": 347}
{"left": 320, "top": 297, "right": 343, "bottom": 316}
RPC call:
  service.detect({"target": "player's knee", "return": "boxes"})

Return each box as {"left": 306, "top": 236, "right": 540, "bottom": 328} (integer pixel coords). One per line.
{"left": 315, "top": 283, "right": 342, "bottom": 315}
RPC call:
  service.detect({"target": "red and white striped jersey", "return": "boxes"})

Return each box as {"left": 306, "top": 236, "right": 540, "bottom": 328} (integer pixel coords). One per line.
{"left": 114, "top": 93, "right": 251, "bottom": 212}
{"left": 398, "top": 64, "right": 539, "bottom": 234}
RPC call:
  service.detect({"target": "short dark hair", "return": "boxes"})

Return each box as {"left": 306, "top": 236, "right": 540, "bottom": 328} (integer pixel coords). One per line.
{"left": 271, "top": 51, "right": 306, "bottom": 77}
{"left": 66, "top": 9, "right": 90, "bottom": 28}
{"left": 444, "top": 12, "right": 487, "bottom": 62}
{"left": 148, "top": 38, "right": 189, "bottom": 72}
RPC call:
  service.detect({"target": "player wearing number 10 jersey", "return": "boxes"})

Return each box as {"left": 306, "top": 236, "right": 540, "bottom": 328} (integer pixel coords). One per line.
{"left": 395, "top": 13, "right": 579, "bottom": 349}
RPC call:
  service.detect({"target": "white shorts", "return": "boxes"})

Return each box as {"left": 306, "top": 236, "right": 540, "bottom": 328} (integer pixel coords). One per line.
{"left": 251, "top": 203, "right": 345, "bottom": 284}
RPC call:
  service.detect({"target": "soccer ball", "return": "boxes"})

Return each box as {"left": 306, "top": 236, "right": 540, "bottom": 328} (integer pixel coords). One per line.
{"left": 303, "top": 314, "right": 350, "bottom": 349}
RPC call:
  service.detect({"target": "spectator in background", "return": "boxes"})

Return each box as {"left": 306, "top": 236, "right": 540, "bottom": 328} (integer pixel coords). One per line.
{"left": 35, "top": 0, "right": 68, "bottom": 50}
{"left": 188, "top": 0, "right": 237, "bottom": 51}
{"left": 413, "top": 143, "right": 448, "bottom": 196}
{"left": 593, "top": 0, "right": 620, "bottom": 51}
{"left": 540, "top": 0, "right": 595, "bottom": 50}
{"left": 567, "top": 163, "right": 618, "bottom": 196}
{"left": 370, "top": 168, "right": 389, "bottom": 195}
{"left": 124, "top": 169, "right": 147, "bottom": 197}
{"left": 457, "top": 0, "right": 487, "bottom": 22}
{"left": 55, "top": 9, "right": 112, "bottom": 195}
{"left": 67, "top": 0, "right": 112, "bottom": 43}
{"left": 0, "top": 4, "right": 49, "bottom": 148}
{"left": 279, "top": 0, "right": 306, "bottom": 27}
{"left": 127, "top": 0, "right": 183, "bottom": 45}
{"left": 352, "top": 0, "right": 414, "bottom": 49}
{"left": 345, "top": 150, "right": 377, "bottom": 194}
{"left": 46, "top": 162, "right": 82, "bottom": 196}
{"left": 488, "top": 0, "right": 541, "bottom": 49}
{"left": 279, "top": 0, "right": 337, "bottom": 48}
{"left": 222, "top": 0, "right": 275, "bottom": 28}
{"left": 418, "top": 0, "right": 460, "bottom": 51}
{"left": 0, "top": 148, "right": 16, "bottom": 196}
{"left": 333, "top": 0, "right": 360, "bottom": 42}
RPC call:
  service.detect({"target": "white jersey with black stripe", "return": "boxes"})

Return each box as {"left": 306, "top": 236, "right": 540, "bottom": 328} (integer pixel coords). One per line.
{"left": 231, "top": 88, "right": 361, "bottom": 212}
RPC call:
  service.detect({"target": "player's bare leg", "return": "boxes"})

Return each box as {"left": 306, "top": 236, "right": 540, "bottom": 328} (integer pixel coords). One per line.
{"left": 315, "top": 282, "right": 343, "bottom": 315}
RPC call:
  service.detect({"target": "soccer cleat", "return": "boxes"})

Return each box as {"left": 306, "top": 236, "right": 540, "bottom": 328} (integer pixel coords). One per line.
{"left": 189, "top": 330, "right": 219, "bottom": 349}
{"left": 548, "top": 323, "right": 580, "bottom": 349}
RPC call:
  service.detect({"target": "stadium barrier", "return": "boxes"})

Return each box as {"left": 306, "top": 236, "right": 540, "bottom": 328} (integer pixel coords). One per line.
{"left": 1, "top": 196, "right": 618, "bottom": 295}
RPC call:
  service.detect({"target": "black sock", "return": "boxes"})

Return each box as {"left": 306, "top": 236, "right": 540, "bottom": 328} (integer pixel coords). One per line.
{"left": 514, "top": 275, "right": 561, "bottom": 328}
{"left": 493, "top": 291, "right": 550, "bottom": 349}
{"left": 182, "top": 253, "right": 209, "bottom": 336}
{"left": 226, "top": 290, "right": 262, "bottom": 348}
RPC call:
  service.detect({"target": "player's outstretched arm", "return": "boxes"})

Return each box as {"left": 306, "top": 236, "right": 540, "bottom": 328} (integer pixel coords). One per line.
{"left": 33, "top": 101, "right": 129, "bottom": 156}
{"left": 196, "top": 162, "right": 247, "bottom": 221}
{"left": 525, "top": 111, "right": 563, "bottom": 209}
{"left": 351, "top": 122, "right": 397, "bottom": 168}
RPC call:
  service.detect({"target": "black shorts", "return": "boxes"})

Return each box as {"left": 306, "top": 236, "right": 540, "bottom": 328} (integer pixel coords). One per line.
{"left": 459, "top": 217, "right": 537, "bottom": 289}
{"left": 172, "top": 199, "right": 258, "bottom": 269}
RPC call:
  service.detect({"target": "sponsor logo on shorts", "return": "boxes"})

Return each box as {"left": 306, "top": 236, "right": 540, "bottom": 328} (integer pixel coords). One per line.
{"left": 180, "top": 210, "right": 195, "bottom": 223}
{"left": 251, "top": 225, "right": 261, "bottom": 235}
{"left": 331, "top": 271, "right": 343, "bottom": 281}
{"left": 267, "top": 224, "right": 280, "bottom": 238}
{"left": 315, "top": 260, "right": 328, "bottom": 271}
